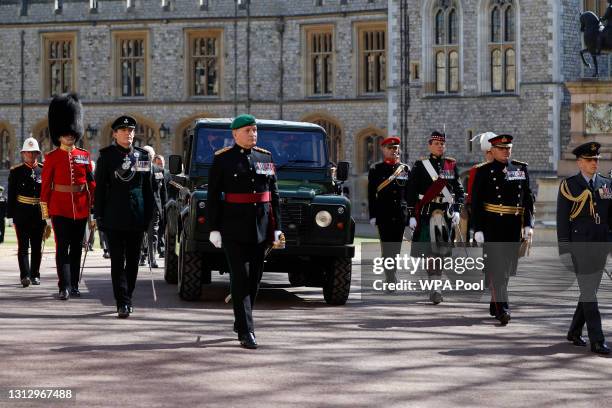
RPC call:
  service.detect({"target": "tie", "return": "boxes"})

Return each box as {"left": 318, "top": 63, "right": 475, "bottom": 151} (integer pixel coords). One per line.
{"left": 589, "top": 179, "right": 594, "bottom": 191}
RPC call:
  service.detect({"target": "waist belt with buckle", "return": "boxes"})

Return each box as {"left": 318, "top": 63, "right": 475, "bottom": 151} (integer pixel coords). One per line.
{"left": 53, "top": 184, "right": 86, "bottom": 193}
{"left": 484, "top": 203, "right": 524, "bottom": 216}
{"left": 418, "top": 194, "right": 445, "bottom": 204}
{"left": 225, "top": 191, "right": 271, "bottom": 204}
{"left": 17, "top": 195, "right": 40, "bottom": 205}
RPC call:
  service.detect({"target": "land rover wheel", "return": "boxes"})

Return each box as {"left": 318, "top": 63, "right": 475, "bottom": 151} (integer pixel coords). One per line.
{"left": 322, "top": 257, "right": 351, "bottom": 305}
{"left": 177, "top": 233, "right": 203, "bottom": 301}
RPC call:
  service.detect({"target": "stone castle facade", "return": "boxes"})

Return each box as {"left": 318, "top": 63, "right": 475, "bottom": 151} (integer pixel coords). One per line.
{"left": 0, "top": 0, "right": 608, "bottom": 219}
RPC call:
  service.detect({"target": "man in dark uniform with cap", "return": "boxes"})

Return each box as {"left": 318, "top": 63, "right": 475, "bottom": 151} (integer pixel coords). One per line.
{"left": 471, "top": 134, "right": 534, "bottom": 326}
{"left": 41, "top": 93, "right": 96, "bottom": 300}
{"left": 0, "top": 186, "right": 6, "bottom": 244}
{"left": 207, "top": 114, "right": 283, "bottom": 349}
{"left": 7, "top": 137, "right": 48, "bottom": 286}
{"left": 408, "top": 131, "right": 464, "bottom": 304}
{"left": 557, "top": 142, "right": 611, "bottom": 354}
{"left": 94, "top": 115, "right": 154, "bottom": 318}
{"left": 368, "top": 136, "right": 411, "bottom": 286}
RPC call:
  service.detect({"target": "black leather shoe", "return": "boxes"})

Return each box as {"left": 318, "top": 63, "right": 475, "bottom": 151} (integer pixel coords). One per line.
{"left": 489, "top": 302, "right": 496, "bottom": 317}
{"left": 21, "top": 277, "right": 31, "bottom": 287}
{"left": 117, "top": 305, "right": 130, "bottom": 318}
{"left": 32, "top": 278, "right": 40, "bottom": 285}
{"left": 429, "top": 291, "right": 443, "bottom": 305}
{"left": 159, "top": 251, "right": 165, "bottom": 259}
{"left": 128, "top": 306, "right": 134, "bottom": 314}
{"left": 497, "top": 312, "right": 511, "bottom": 326}
{"left": 139, "top": 257, "right": 146, "bottom": 266}
{"left": 103, "top": 251, "right": 110, "bottom": 259}
{"left": 591, "top": 341, "right": 611, "bottom": 355}
{"left": 59, "top": 289, "right": 70, "bottom": 300}
{"left": 239, "top": 332, "right": 258, "bottom": 349}
{"left": 567, "top": 332, "right": 587, "bottom": 347}
{"left": 151, "top": 261, "right": 159, "bottom": 268}
{"left": 70, "top": 288, "right": 81, "bottom": 297}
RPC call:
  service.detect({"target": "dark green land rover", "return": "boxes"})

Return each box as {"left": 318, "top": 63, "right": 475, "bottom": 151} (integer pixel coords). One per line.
{"left": 164, "top": 118, "right": 355, "bottom": 305}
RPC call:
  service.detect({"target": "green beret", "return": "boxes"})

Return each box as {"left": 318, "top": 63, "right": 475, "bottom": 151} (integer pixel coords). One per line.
{"left": 230, "top": 114, "right": 256, "bottom": 130}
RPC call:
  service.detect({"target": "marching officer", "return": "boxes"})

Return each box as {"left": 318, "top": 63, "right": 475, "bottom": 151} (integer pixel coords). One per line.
{"left": 557, "top": 142, "right": 611, "bottom": 354}
{"left": 207, "top": 114, "right": 283, "bottom": 349}
{"left": 408, "top": 131, "right": 464, "bottom": 304}
{"left": 41, "top": 93, "right": 96, "bottom": 300}
{"left": 367, "top": 136, "right": 411, "bottom": 285}
{"left": 7, "top": 137, "right": 48, "bottom": 287}
{"left": 94, "top": 115, "right": 154, "bottom": 318}
{"left": 463, "top": 132, "right": 496, "bottom": 238}
{"left": 471, "top": 134, "right": 534, "bottom": 325}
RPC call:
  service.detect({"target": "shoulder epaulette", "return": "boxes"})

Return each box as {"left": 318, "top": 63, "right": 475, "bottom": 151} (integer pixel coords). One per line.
{"left": 474, "top": 160, "right": 489, "bottom": 168}
{"left": 214, "top": 146, "right": 231, "bottom": 156}
{"left": 598, "top": 172, "right": 611, "bottom": 180}
{"left": 418, "top": 156, "right": 427, "bottom": 161}
{"left": 46, "top": 147, "right": 58, "bottom": 155}
{"left": 253, "top": 146, "right": 271, "bottom": 155}
{"left": 445, "top": 157, "right": 456, "bottom": 162}
{"left": 512, "top": 159, "right": 528, "bottom": 166}
{"left": 10, "top": 163, "right": 24, "bottom": 170}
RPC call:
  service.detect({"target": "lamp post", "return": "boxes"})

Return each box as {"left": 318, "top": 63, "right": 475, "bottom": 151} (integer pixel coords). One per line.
{"left": 159, "top": 123, "right": 170, "bottom": 139}
{"left": 86, "top": 124, "right": 98, "bottom": 140}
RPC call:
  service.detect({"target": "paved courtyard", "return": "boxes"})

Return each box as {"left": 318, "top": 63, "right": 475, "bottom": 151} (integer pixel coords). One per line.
{"left": 0, "top": 234, "right": 611, "bottom": 407}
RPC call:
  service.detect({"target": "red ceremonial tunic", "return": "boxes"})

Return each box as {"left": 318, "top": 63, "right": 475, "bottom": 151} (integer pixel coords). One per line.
{"left": 40, "top": 145, "right": 95, "bottom": 220}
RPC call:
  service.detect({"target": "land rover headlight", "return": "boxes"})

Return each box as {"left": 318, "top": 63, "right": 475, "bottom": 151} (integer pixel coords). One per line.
{"left": 315, "top": 210, "right": 332, "bottom": 228}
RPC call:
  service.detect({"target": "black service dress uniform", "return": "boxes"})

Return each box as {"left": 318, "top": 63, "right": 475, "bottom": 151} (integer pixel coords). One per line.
{"left": 94, "top": 142, "right": 154, "bottom": 316}
{"left": 471, "top": 149, "right": 534, "bottom": 322}
{"left": 368, "top": 160, "right": 411, "bottom": 283}
{"left": 207, "top": 144, "right": 281, "bottom": 339}
{"left": 7, "top": 162, "right": 46, "bottom": 284}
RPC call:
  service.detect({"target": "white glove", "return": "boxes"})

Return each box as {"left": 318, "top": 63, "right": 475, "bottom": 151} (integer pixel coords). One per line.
{"left": 474, "top": 231, "right": 484, "bottom": 244}
{"left": 209, "top": 230, "right": 222, "bottom": 248}
{"left": 451, "top": 212, "right": 460, "bottom": 226}
{"left": 523, "top": 226, "right": 533, "bottom": 239}
{"left": 274, "top": 230, "right": 283, "bottom": 241}
{"left": 369, "top": 218, "right": 376, "bottom": 227}
{"left": 409, "top": 217, "right": 417, "bottom": 230}
{"left": 7, "top": 218, "right": 12, "bottom": 225}
{"left": 45, "top": 218, "right": 52, "bottom": 227}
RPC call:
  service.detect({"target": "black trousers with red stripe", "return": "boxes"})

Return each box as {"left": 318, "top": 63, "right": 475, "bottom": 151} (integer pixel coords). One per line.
{"left": 52, "top": 216, "right": 87, "bottom": 291}
{"left": 14, "top": 221, "right": 46, "bottom": 280}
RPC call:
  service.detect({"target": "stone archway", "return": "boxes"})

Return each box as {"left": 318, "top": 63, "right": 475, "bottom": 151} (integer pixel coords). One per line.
{"left": 301, "top": 112, "right": 344, "bottom": 164}
{"left": 174, "top": 112, "right": 219, "bottom": 156}
{"left": 0, "top": 121, "right": 16, "bottom": 169}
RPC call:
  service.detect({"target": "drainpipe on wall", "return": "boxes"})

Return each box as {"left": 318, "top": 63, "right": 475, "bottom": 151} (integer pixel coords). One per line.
{"left": 277, "top": 17, "right": 285, "bottom": 119}
{"left": 233, "top": 1, "right": 238, "bottom": 116}
{"left": 246, "top": 0, "right": 251, "bottom": 113}
{"left": 20, "top": 30, "right": 25, "bottom": 146}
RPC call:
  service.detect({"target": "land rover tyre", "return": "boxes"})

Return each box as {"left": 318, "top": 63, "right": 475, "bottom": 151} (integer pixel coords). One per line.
{"left": 177, "top": 232, "right": 203, "bottom": 301}
{"left": 164, "top": 225, "right": 178, "bottom": 284}
{"left": 322, "top": 257, "right": 351, "bottom": 305}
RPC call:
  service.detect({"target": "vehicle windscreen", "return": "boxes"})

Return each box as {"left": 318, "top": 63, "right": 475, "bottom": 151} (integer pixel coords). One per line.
{"left": 194, "top": 127, "right": 328, "bottom": 168}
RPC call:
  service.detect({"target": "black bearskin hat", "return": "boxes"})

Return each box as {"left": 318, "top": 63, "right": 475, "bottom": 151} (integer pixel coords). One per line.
{"left": 48, "top": 93, "right": 83, "bottom": 147}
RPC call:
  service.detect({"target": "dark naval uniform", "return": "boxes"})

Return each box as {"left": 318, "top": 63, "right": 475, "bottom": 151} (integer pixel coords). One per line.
{"left": 367, "top": 139, "right": 411, "bottom": 284}
{"left": 94, "top": 116, "right": 154, "bottom": 317}
{"left": 557, "top": 142, "right": 611, "bottom": 354}
{"left": 7, "top": 162, "right": 46, "bottom": 285}
{"left": 471, "top": 135, "right": 534, "bottom": 324}
{"left": 207, "top": 117, "right": 281, "bottom": 348}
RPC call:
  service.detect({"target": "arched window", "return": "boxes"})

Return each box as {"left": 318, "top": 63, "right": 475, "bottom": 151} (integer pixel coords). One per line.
{"left": 35, "top": 127, "right": 53, "bottom": 157}
{"left": 435, "top": 10, "right": 445, "bottom": 45}
{"left": 491, "top": 6, "right": 500, "bottom": 42}
{"left": 133, "top": 122, "right": 155, "bottom": 147}
{"left": 309, "top": 118, "right": 343, "bottom": 164}
{"left": 448, "top": 9, "right": 457, "bottom": 45}
{"left": 0, "top": 128, "right": 11, "bottom": 169}
{"left": 362, "top": 134, "right": 384, "bottom": 172}
{"left": 487, "top": 1, "right": 516, "bottom": 93}
{"left": 432, "top": 2, "right": 461, "bottom": 95}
